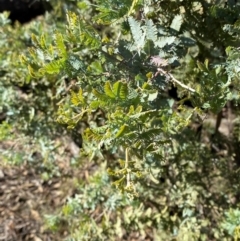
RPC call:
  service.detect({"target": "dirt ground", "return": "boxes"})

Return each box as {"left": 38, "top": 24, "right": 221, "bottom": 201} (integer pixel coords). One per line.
{"left": 0, "top": 164, "right": 70, "bottom": 241}
{"left": 0, "top": 137, "right": 81, "bottom": 241}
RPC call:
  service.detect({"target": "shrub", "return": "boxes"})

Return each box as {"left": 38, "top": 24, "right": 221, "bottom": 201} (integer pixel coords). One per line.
{"left": 2, "top": 0, "right": 240, "bottom": 240}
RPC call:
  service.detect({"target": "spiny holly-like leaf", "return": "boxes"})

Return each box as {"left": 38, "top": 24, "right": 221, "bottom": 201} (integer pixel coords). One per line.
{"left": 113, "top": 81, "right": 128, "bottom": 99}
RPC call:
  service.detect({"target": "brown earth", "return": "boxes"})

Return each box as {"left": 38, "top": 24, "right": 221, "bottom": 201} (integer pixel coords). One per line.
{"left": 0, "top": 137, "right": 82, "bottom": 241}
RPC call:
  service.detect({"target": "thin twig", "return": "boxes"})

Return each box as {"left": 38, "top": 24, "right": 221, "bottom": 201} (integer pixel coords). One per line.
{"left": 157, "top": 68, "right": 196, "bottom": 93}
{"left": 125, "top": 147, "right": 131, "bottom": 187}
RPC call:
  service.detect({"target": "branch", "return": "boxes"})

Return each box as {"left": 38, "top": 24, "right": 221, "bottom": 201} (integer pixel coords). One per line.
{"left": 157, "top": 68, "right": 196, "bottom": 93}
{"left": 125, "top": 147, "right": 131, "bottom": 187}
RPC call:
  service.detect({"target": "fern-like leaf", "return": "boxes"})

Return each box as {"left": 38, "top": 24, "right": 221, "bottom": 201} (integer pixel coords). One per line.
{"left": 113, "top": 81, "right": 128, "bottom": 99}
{"left": 54, "top": 32, "right": 67, "bottom": 59}
{"left": 104, "top": 81, "right": 115, "bottom": 98}
{"left": 66, "top": 11, "right": 78, "bottom": 31}
{"left": 92, "top": 89, "right": 107, "bottom": 100}
{"left": 128, "top": 16, "right": 145, "bottom": 54}
{"left": 70, "top": 88, "right": 86, "bottom": 107}
{"left": 79, "top": 20, "right": 101, "bottom": 49}
{"left": 93, "top": 8, "right": 118, "bottom": 24}
{"left": 115, "top": 124, "right": 129, "bottom": 138}
{"left": 170, "top": 14, "right": 183, "bottom": 32}
{"left": 145, "top": 19, "right": 158, "bottom": 42}
{"left": 155, "top": 36, "right": 176, "bottom": 48}
{"left": 40, "top": 34, "right": 47, "bottom": 50}
{"left": 39, "top": 59, "right": 63, "bottom": 75}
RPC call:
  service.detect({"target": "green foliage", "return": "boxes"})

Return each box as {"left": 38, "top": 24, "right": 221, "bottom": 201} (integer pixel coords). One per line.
{"left": 221, "top": 209, "right": 240, "bottom": 240}
{"left": 0, "top": 1, "right": 79, "bottom": 172}
{"left": 2, "top": 0, "right": 240, "bottom": 240}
